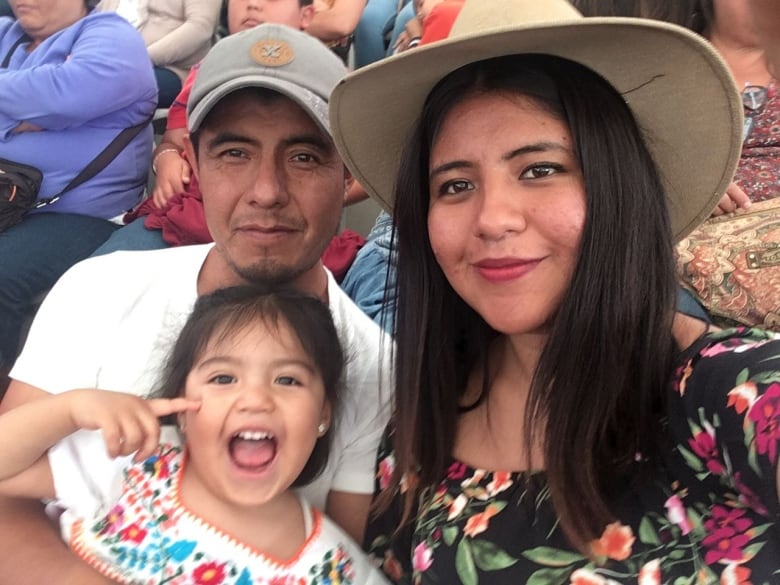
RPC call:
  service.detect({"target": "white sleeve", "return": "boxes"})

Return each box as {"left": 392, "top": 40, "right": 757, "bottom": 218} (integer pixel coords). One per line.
{"left": 48, "top": 430, "right": 130, "bottom": 541}
{"left": 328, "top": 335, "right": 393, "bottom": 494}
{"left": 10, "top": 257, "right": 116, "bottom": 394}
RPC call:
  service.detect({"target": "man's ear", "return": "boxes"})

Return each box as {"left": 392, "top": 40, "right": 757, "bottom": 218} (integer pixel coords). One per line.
{"left": 299, "top": 5, "right": 315, "bottom": 30}
{"left": 343, "top": 168, "right": 356, "bottom": 202}
{"left": 182, "top": 135, "right": 200, "bottom": 183}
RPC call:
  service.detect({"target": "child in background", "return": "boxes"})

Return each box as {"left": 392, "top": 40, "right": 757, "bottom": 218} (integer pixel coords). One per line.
{"left": 0, "top": 286, "right": 388, "bottom": 585}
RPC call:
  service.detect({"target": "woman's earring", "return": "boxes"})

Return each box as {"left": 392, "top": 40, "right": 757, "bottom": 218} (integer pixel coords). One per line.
{"left": 317, "top": 422, "right": 327, "bottom": 435}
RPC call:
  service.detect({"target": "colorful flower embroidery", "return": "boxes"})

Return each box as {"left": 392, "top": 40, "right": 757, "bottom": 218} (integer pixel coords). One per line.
{"left": 192, "top": 561, "right": 226, "bottom": 584}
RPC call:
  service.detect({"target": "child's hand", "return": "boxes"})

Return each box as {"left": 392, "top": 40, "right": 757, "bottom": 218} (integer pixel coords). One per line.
{"left": 62, "top": 390, "right": 200, "bottom": 461}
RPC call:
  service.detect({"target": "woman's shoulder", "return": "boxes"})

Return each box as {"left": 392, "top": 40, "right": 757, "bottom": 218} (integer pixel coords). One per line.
{"left": 674, "top": 327, "right": 780, "bottom": 395}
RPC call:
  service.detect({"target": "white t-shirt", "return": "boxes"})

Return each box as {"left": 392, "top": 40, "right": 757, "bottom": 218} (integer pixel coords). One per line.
{"left": 12, "top": 244, "right": 393, "bottom": 509}
{"left": 48, "top": 427, "right": 389, "bottom": 585}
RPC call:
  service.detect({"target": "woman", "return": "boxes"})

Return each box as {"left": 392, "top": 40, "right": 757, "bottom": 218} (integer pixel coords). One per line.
{"left": 96, "top": 0, "right": 222, "bottom": 107}
{"left": 329, "top": 0, "right": 780, "bottom": 582}
{"left": 0, "top": 0, "right": 156, "bottom": 381}
{"left": 693, "top": 0, "right": 779, "bottom": 208}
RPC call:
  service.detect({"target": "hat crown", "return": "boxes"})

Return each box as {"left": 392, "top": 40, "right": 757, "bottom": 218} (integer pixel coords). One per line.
{"left": 188, "top": 23, "right": 347, "bottom": 134}
{"left": 450, "top": 0, "right": 582, "bottom": 39}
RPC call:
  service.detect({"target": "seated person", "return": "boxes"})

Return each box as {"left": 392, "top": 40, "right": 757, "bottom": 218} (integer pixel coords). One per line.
{"left": 91, "top": 0, "right": 315, "bottom": 255}
{"left": 97, "top": 0, "right": 222, "bottom": 107}
{"left": 307, "top": 0, "right": 364, "bottom": 62}
{"left": 0, "top": 0, "right": 157, "bottom": 382}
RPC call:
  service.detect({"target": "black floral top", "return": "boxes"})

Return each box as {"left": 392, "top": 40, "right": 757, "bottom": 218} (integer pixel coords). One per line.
{"left": 365, "top": 328, "right": 780, "bottom": 585}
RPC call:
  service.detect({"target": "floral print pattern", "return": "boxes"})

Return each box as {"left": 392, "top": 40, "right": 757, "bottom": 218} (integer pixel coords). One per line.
{"left": 67, "top": 437, "right": 381, "bottom": 584}
{"left": 365, "top": 328, "right": 780, "bottom": 584}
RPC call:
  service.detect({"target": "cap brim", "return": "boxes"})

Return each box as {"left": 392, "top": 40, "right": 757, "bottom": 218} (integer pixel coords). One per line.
{"left": 189, "top": 74, "right": 331, "bottom": 138}
{"left": 331, "top": 18, "right": 743, "bottom": 240}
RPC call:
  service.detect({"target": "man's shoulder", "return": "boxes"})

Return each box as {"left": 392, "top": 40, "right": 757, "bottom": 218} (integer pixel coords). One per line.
{"left": 328, "top": 272, "right": 388, "bottom": 348}
{"left": 63, "top": 245, "right": 211, "bottom": 290}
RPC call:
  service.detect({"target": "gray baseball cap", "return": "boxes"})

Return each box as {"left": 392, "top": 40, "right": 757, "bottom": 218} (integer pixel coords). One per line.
{"left": 187, "top": 24, "right": 347, "bottom": 136}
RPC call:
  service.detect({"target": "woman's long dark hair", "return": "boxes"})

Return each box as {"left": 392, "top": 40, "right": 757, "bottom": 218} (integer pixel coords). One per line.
{"left": 385, "top": 54, "right": 677, "bottom": 553}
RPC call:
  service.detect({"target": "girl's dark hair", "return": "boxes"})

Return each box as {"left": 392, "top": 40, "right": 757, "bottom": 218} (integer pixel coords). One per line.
{"left": 385, "top": 54, "right": 677, "bottom": 553}
{"left": 157, "top": 285, "right": 343, "bottom": 487}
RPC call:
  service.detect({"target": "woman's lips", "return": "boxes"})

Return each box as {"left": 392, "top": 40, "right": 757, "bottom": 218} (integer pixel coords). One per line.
{"left": 474, "top": 258, "right": 542, "bottom": 283}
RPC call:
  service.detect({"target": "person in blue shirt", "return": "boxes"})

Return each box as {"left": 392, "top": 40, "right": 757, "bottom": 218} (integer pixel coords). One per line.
{"left": 0, "top": 0, "right": 157, "bottom": 382}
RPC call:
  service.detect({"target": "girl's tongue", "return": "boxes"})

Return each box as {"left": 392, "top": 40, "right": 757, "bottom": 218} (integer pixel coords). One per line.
{"left": 229, "top": 435, "right": 276, "bottom": 469}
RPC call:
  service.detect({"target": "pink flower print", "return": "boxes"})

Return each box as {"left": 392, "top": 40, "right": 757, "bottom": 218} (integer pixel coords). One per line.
{"left": 733, "top": 472, "right": 768, "bottom": 516}
{"left": 413, "top": 541, "right": 433, "bottom": 572}
{"left": 462, "top": 504, "right": 501, "bottom": 538}
{"left": 570, "top": 568, "right": 607, "bottom": 585}
{"left": 720, "top": 563, "right": 752, "bottom": 585}
{"left": 727, "top": 382, "right": 758, "bottom": 415}
{"left": 688, "top": 423, "right": 726, "bottom": 475}
{"left": 674, "top": 361, "right": 694, "bottom": 396}
{"left": 377, "top": 454, "right": 395, "bottom": 491}
{"left": 446, "top": 461, "right": 467, "bottom": 480}
{"left": 461, "top": 469, "right": 485, "bottom": 488}
{"left": 447, "top": 494, "right": 468, "bottom": 520}
{"left": 747, "top": 383, "right": 780, "bottom": 460}
{"left": 590, "top": 522, "right": 635, "bottom": 561}
{"left": 702, "top": 506, "right": 752, "bottom": 564}
{"left": 119, "top": 522, "right": 148, "bottom": 544}
{"left": 486, "top": 471, "right": 513, "bottom": 497}
{"left": 98, "top": 504, "right": 125, "bottom": 536}
{"left": 638, "top": 559, "right": 661, "bottom": 585}
{"left": 664, "top": 495, "right": 692, "bottom": 535}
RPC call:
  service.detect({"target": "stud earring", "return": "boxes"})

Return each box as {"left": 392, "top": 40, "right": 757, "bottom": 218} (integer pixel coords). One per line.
{"left": 318, "top": 422, "right": 327, "bottom": 434}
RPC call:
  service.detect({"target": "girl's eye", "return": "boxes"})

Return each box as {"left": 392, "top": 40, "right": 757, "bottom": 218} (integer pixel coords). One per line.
{"left": 209, "top": 374, "right": 235, "bottom": 385}
{"left": 275, "top": 375, "right": 301, "bottom": 386}
{"left": 520, "top": 164, "right": 562, "bottom": 179}
{"left": 439, "top": 179, "right": 473, "bottom": 196}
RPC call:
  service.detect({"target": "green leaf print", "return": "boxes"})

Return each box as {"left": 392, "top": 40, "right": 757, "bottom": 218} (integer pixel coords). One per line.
{"left": 638, "top": 517, "right": 661, "bottom": 545}
{"left": 442, "top": 526, "right": 458, "bottom": 547}
{"left": 521, "top": 546, "right": 583, "bottom": 567}
{"left": 470, "top": 540, "right": 518, "bottom": 571}
{"left": 526, "top": 566, "right": 575, "bottom": 585}
{"left": 743, "top": 541, "right": 766, "bottom": 559}
{"left": 455, "top": 538, "right": 478, "bottom": 585}
{"left": 677, "top": 444, "right": 705, "bottom": 473}
{"left": 736, "top": 367, "right": 749, "bottom": 385}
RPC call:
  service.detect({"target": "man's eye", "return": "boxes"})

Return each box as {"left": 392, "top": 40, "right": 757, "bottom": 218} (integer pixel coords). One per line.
{"left": 209, "top": 374, "right": 235, "bottom": 385}
{"left": 221, "top": 148, "right": 245, "bottom": 159}
{"left": 291, "top": 153, "right": 317, "bottom": 164}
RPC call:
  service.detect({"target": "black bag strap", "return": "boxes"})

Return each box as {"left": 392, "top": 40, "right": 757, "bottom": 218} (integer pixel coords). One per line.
{"left": 2, "top": 33, "right": 152, "bottom": 209}
{"left": 34, "top": 116, "right": 152, "bottom": 209}
{"left": 2, "top": 34, "right": 30, "bottom": 68}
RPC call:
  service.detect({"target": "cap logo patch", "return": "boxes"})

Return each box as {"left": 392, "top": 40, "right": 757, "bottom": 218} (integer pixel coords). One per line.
{"left": 250, "top": 39, "right": 294, "bottom": 67}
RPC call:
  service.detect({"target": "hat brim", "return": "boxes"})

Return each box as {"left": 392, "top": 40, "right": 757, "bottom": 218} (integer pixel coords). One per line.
{"left": 330, "top": 18, "right": 743, "bottom": 240}
{"left": 189, "top": 74, "right": 331, "bottom": 138}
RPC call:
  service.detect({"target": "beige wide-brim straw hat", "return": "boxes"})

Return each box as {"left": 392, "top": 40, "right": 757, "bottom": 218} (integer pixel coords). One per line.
{"left": 330, "top": 0, "right": 743, "bottom": 240}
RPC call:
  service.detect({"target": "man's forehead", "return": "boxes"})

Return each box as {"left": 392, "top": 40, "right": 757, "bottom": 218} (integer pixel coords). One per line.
{"left": 201, "top": 89, "right": 329, "bottom": 139}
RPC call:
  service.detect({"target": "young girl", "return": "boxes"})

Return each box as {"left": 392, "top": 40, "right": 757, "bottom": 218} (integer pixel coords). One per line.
{"left": 329, "top": 0, "right": 780, "bottom": 582}
{"left": 0, "top": 286, "right": 388, "bottom": 585}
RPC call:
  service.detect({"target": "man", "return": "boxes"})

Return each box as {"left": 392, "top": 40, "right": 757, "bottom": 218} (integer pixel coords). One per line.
{"left": 92, "top": 0, "right": 316, "bottom": 253}
{"left": 0, "top": 24, "right": 391, "bottom": 584}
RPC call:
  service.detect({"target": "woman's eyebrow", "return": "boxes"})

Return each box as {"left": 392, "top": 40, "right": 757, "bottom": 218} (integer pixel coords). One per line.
{"left": 430, "top": 141, "right": 570, "bottom": 178}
